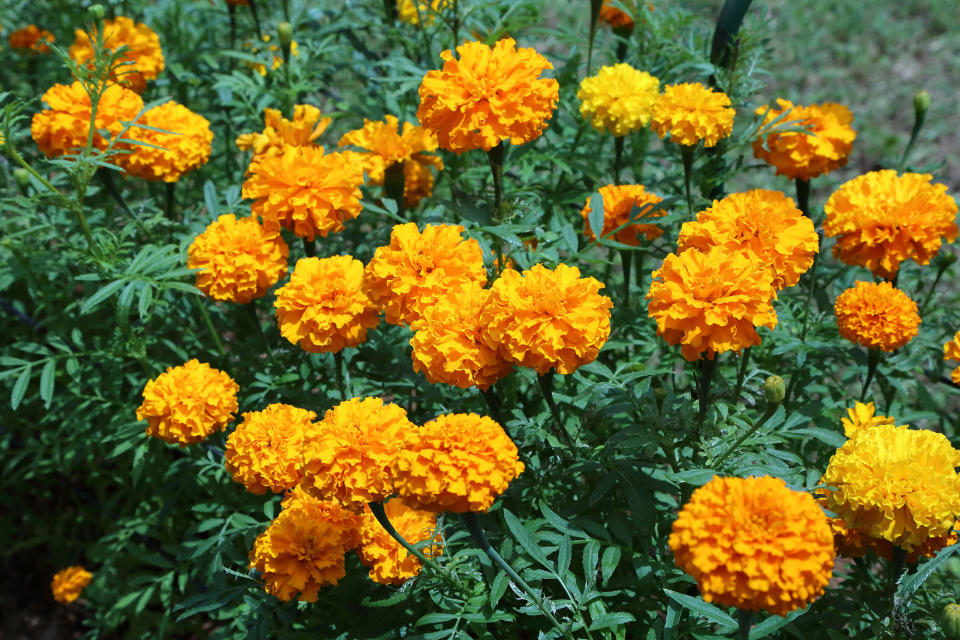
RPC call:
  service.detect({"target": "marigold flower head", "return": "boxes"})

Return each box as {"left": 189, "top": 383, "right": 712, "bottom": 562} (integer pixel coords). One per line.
{"left": 9, "top": 25, "right": 54, "bottom": 52}
{"left": 224, "top": 403, "right": 318, "bottom": 495}
{"left": 69, "top": 17, "right": 164, "bottom": 92}
{"left": 338, "top": 115, "right": 443, "bottom": 208}
{"left": 51, "top": 566, "right": 93, "bottom": 604}
{"left": 120, "top": 101, "right": 212, "bottom": 182}
{"left": 647, "top": 247, "right": 777, "bottom": 361}
{"left": 480, "top": 264, "right": 613, "bottom": 375}
{"left": 31, "top": 81, "right": 143, "bottom": 158}
{"left": 677, "top": 190, "right": 818, "bottom": 290}
{"left": 394, "top": 413, "right": 524, "bottom": 513}
{"left": 669, "top": 476, "right": 834, "bottom": 616}
{"left": 397, "top": 0, "right": 451, "bottom": 25}
{"left": 823, "top": 170, "right": 958, "bottom": 279}
{"left": 187, "top": 214, "right": 289, "bottom": 304}
{"left": 135, "top": 359, "right": 239, "bottom": 446}
{"left": 945, "top": 331, "right": 960, "bottom": 362}
{"left": 359, "top": 499, "right": 443, "bottom": 585}
{"left": 580, "top": 184, "right": 665, "bottom": 245}
{"left": 301, "top": 397, "right": 416, "bottom": 511}
{"left": 577, "top": 64, "right": 659, "bottom": 137}
{"left": 841, "top": 401, "right": 896, "bottom": 439}
{"left": 598, "top": 0, "right": 635, "bottom": 29}
{"left": 363, "top": 223, "right": 487, "bottom": 326}
{"left": 651, "top": 83, "right": 735, "bottom": 148}
{"left": 752, "top": 99, "right": 855, "bottom": 181}
{"left": 274, "top": 256, "right": 380, "bottom": 354}
{"left": 410, "top": 282, "right": 513, "bottom": 390}
{"left": 243, "top": 145, "right": 365, "bottom": 241}
{"left": 823, "top": 508, "right": 958, "bottom": 562}
{"left": 417, "top": 38, "right": 559, "bottom": 153}
{"left": 250, "top": 486, "right": 361, "bottom": 601}
{"left": 236, "top": 105, "right": 330, "bottom": 159}
{"left": 820, "top": 424, "right": 960, "bottom": 551}
{"left": 834, "top": 281, "right": 920, "bottom": 352}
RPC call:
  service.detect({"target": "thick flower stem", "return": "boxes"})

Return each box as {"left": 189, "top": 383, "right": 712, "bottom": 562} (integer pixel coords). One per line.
{"left": 382, "top": 0, "right": 398, "bottom": 21}
{"left": 537, "top": 372, "right": 574, "bottom": 447}
{"left": 920, "top": 257, "right": 952, "bottom": 314}
{"left": 713, "top": 400, "right": 778, "bottom": 469}
{"left": 481, "top": 387, "right": 504, "bottom": 425}
{"left": 247, "top": 0, "right": 263, "bottom": 36}
{"left": 487, "top": 142, "right": 506, "bottom": 273}
{"left": 462, "top": 513, "right": 577, "bottom": 640}
{"left": 738, "top": 610, "right": 753, "bottom": 640}
{"left": 680, "top": 144, "right": 696, "bottom": 218}
{"left": 898, "top": 97, "right": 926, "bottom": 173}
{"left": 384, "top": 161, "right": 406, "bottom": 217}
{"left": 613, "top": 26, "right": 632, "bottom": 62}
{"left": 619, "top": 249, "right": 632, "bottom": 306}
{"left": 860, "top": 348, "right": 883, "bottom": 402}
{"left": 731, "top": 347, "right": 751, "bottom": 406}
{"left": 302, "top": 238, "right": 316, "bottom": 258}
{"left": 193, "top": 297, "right": 226, "bottom": 361}
{"left": 795, "top": 178, "right": 811, "bottom": 218}
{"left": 165, "top": 182, "right": 177, "bottom": 221}
{"left": 227, "top": 3, "right": 237, "bottom": 49}
{"left": 613, "top": 135, "right": 625, "bottom": 185}
{"left": 246, "top": 304, "right": 277, "bottom": 367}
{"left": 333, "top": 350, "right": 347, "bottom": 401}
{"left": 587, "top": 0, "right": 603, "bottom": 74}
{"left": 696, "top": 356, "right": 717, "bottom": 433}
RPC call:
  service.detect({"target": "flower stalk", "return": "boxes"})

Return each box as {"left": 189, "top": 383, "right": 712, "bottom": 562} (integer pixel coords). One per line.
{"left": 860, "top": 348, "right": 882, "bottom": 402}
{"left": 537, "top": 372, "right": 574, "bottom": 447}
{"left": 680, "top": 144, "right": 696, "bottom": 218}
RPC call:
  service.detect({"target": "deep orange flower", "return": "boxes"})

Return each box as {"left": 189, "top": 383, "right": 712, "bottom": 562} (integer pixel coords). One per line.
{"left": 69, "top": 17, "right": 164, "bottom": 92}
{"left": 946, "top": 331, "right": 960, "bottom": 362}
{"left": 359, "top": 500, "right": 443, "bottom": 585}
{"left": 651, "top": 83, "right": 734, "bottom": 148}
{"left": 580, "top": 184, "right": 665, "bottom": 245}
{"left": 9, "top": 25, "right": 54, "bottom": 52}
{"left": 834, "top": 281, "right": 920, "bottom": 352}
{"left": 121, "top": 101, "right": 212, "bottom": 182}
{"left": 824, "top": 170, "right": 958, "bottom": 279}
{"left": 598, "top": 0, "right": 634, "bottom": 29}
{"left": 51, "top": 566, "right": 93, "bottom": 604}
{"left": 235, "top": 105, "right": 331, "bottom": 159}
{"left": 417, "top": 38, "right": 559, "bottom": 152}
{"left": 753, "top": 99, "right": 855, "bottom": 181}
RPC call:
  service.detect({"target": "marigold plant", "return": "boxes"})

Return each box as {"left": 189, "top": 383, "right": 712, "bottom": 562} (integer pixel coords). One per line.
{"left": 841, "top": 401, "right": 897, "bottom": 439}
{"left": 69, "top": 16, "right": 165, "bottom": 92}
{"left": 417, "top": 38, "right": 560, "bottom": 152}
{"left": 669, "top": 476, "right": 834, "bottom": 616}
{"left": 121, "top": 101, "right": 213, "bottom": 182}
{"left": 397, "top": 0, "right": 451, "bottom": 25}
{"left": 753, "top": 99, "right": 856, "bottom": 180}
{"left": 577, "top": 63, "right": 659, "bottom": 137}
{"left": 823, "top": 170, "right": 959, "bottom": 279}
{"left": 598, "top": 0, "right": 635, "bottom": 29}
{"left": 9, "top": 25, "right": 54, "bottom": 53}
{"left": 834, "top": 281, "right": 920, "bottom": 352}
{"left": 235, "top": 105, "right": 331, "bottom": 159}
{"left": 651, "top": 83, "right": 735, "bottom": 148}
{"left": 51, "top": 566, "right": 93, "bottom": 604}
{"left": 358, "top": 499, "right": 443, "bottom": 585}
{"left": 580, "top": 184, "right": 666, "bottom": 244}
{"left": 946, "top": 331, "right": 960, "bottom": 384}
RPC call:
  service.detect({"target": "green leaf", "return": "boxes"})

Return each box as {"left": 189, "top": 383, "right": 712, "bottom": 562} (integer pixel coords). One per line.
{"left": 600, "top": 546, "right": 621, "bottom": 586}
{"left": 203, "top": 180, "right": 219, "bottom": 218}
{"left": 895, "top": 541, "right": 960, "bottom": 611}
{"left": 489, "top": 570, "right": 509, "bottom": 608}
{"left": 663, "top": 589, "right": 737, "bottom": 629}
{"left": 582, "top": 539, "right": 601, "bottom": 587}
{"left": 557, "top": 533, "right": 571, "bottom": 578}
{"left": 82, "top": 279, "right": 126, "bottom": 314}
{"left": 503, "top": 509, "right": 549, "bottom": 568}
{"left": 39, "top": 359, "right": 55, "bottom": 408}
{"left": 11, "top": 365, "right": 31, "bottom": 409}
{"left": 749, "top": 607, "right": 807, "bottom": 638}
{"left": 588, "top": 192, "right": 605, "bottom": 241}
{"left": 588, "top": 612, "right": 635, "bottom": 632}
{"left": 138, "top": 284, "right": 154, "bottom": 320}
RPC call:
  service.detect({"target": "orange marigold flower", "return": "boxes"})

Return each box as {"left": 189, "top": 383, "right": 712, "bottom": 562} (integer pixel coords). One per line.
{"left": 9, "top": 25, "right": 54, "bottom": 52}
{"left": 598, "top": 0, "right": 635, "bottom": 29}
{"left": 359, "top": 500, "right": 443, "bottom": 585}
{"left": 250, "top": 486, "right": 361, "bottom": 601}
{"left": 669, "top": 476, "right": 834, "bottom": 616}
{"left": 417, "top": 38, "right": 559, "bottom": 153}
{"left": 243, "top": 145, "right": 364, "bottom": 241}
{"left": 823, "top": 170, "right": 959, "bottom": 280}
{"left": 338, "top": 115, "right": 443, "bottom": 208}
{"left": 651, "top": 83, "right": 735, "bottom": 148}
{"left": 647, "top": 247, "right": 777, "bottom": 361}
{"left": 274, "top": 256, "right": 380, "bottom": 354}
{"left": 397, "top": 0, "right": 451, "bottom": 25}
{"left": 236, "top": 105, "right": 331, "bottom": 159}
{"left": 581, "top": 183, "right": 665, "bottom": 245}
{"left": 480, "top": 264, "right": 613, "bottom": 375}
{"left": 945, "top": 330, "right": 960, "bottom": 362}
{"left": 834, "top": 281, "right": 920, "bottom": 352}
{"left": 823, "top": 510, "right": 873, "bottom": 559}
{"left": 753, "top": 99, "right": 855, "bottom": 181}
{"left": 51, "top": 566, "right": 93, "bottom": 604}
{"left": 224, "top": 403, "right": 317, "bottom": 495}
{"left": 135, "top": 359, "right": 239, "bottom": 446}
{"left": 301, "top": 397, "right": 416, "bottom": 511}
{"left": 820, "top": 424, "right": 960, "bottom": 551}
{"left": 187, "top": 214, "right": 289, "bottom": 304}
{"left": 69, "top": 16, "right": 164, "bottom": 93}
{"left": 841, "top": 401, "right": 896, "bottom": 439}
{"left": 577, "top": 64, "right": 659, "bottom": 137}
{"left": 410, "top": 282, "right": 513, "bottom": 390}
{"left": 121, "top": 101, "right": 212, "bottom": 182}
{"left": 952, "top": 366, "right": 960, "bottom": 385}
{"left": 363, "top": 223, "right": 487, "bottom": 326}
{"left": 31, "top": 81, "right": 143, "bottom": 158}
{"left": 394, "top": 413, "right": 524, "bottom": 513}
{"left": 677, "top": 190, "right": 818, "bottom": 290}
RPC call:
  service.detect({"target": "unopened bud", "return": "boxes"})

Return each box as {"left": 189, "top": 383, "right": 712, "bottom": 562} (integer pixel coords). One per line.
{"left": 89, "top": 4, "right": 105, "bottom": 19}
{"left": 942, "top": 603, "right": 960, "bottom": 639}
{"left": 763, "top": 375, "right": 785, "bottom": 405}
{"left": 13, "top": 168, "right": 31, "bottom": 188}
{"left": 277, "top": 22, "right": 293, "bottom": 49}
{"left": 914, "top": 90, "right": 930, "bottom": 119}
{"left": 654, "top": 388, "right": 667, "bottom": 401}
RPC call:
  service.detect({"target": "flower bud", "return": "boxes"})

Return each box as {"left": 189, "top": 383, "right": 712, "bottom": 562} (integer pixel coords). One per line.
{"left": 914, "top": 90, "right": 930, "bottom": 119}
{"left": 653, "top": 387, "right": 667, "bottom": 401}
{"left": 88, "top": 4, "right": 105, "bottom": 19}
{"left": 942, "top": 603, "right": 960, "bottom": 640}
{"left": 13, "top": 168, "right": 31, "bottom": 188}
{"left": 948, "top": 556, "right": 960, "bottom": 580}
{"left": 277, "top": 22, "right": 293, "bottom": 49}
{"left": 763, "top": 375, "right": 785, "bottom": 405}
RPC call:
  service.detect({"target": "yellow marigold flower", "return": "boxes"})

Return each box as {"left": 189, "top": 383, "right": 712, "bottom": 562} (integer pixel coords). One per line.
{"left": 397, "top": 0, "right": 450, "bottom": 26}
{"left": 753, "top": 99, "right": 856, "bottom": 181}
{"left": 69, "top": 17, "right": 164, "bottom": 93}
{"left": 599, "top": 0, "right": 635, "bottom": 29}
{"left": 236, "top": 105, "right": 330, "bottom": 158}
{"left": 363, "top": 223, "right": 487, "bottom": 326}
{"left": 577, "top": 64, "right": 659, "bottom": 137}
{"left": 338, "top": 115, "right": 444, "bottom": 208}
{"left": 9, "top": 25, "right": 54, "bottom": 53}
{"left": 580, "top": 183, "right": 665, "bottom": 245}
{"left": 834, "top": 281, "right": 920, "bottom": 352}
{"left": 274, "top": 256, "right": 380, "bottom": 353}
{"left": 480, "top": 264, "right": 613, "bottom": 375}
{"left": 417, "top": 38, "right": 559, "bottom": 153}
{"left": 676, "top": 190, "right": 818, "bottom": 290}
{"left": 651, "top": 83, "right": 735, "bottom": 148}
{"left": 135, "top": 359, "right": 239, "bottom": 446}
{"left": 841, "top": 401, "right": 896, "bottom": 439}
{"left": 243, "top": 145, "right": 365, "bottom": 241}
{"left": 952, "top": 366, "right": 960, "bottom": 386}
{"left": 823, "top": 170, "right": 959, "bottom": 280}
{"left": 31, "top": 81, "right": 143, "bottom": 158}
{"left": 946, "top": 331, "right": 960, "bottom": 362}
{"left": 820, "top": 424, "right": 960, "bottom": 551}
{"left": 224, "top": 403, "right": 317, "bottom": 495}
{"left": 301, "top": 397, "right": 416, "bottom": 511}
{"left": 51, "top": 566, "right": 93, "bottom": 604}
{"left": 121, "top": 101, "right": 213, "bottom": 182}
{"left": 242, "top": 34, "right": 298, "bottom": 76}
{"left": 669, "top": 476, "right": 834, "bottom": 616}
{"left": 359, "top": 500, "right": 443, "bottom": 585}
{"left": 187, "top": 214, "right": 289, "bottom": 304}
{"left": 410, "top": 283, "right": 513, "bottom": 390}
{"left": 250, "top": 486, "right": 361, "bottom": 601}
{"left": 647, "top": 247, "right": 777, "bottom": 361}
{"left": 394, "top": 413, "right": 524, "bottom": 513}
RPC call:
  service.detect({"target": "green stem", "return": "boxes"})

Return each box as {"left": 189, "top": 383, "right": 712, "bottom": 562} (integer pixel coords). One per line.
{"left": 537, "top": 372, "right": 573, "bottom": 448}
{"left": 860, "top": 348, "right": 882, "bottom": 402}
{"left": 738, "top": 610, "right": 753, "bottom": 640}
{"left": 462, "top": 513, "right": 577, "bottom": 640}
{"left": 680, "top": 144, "right": 696, "bottom": 218}
{"left": 246, "top": 303, "right": 277, "bottom": 367}
{"left": 193, "top": 297, "right": 226, "bottom": 361}
{"left": 713, "top": 401, "right": 779, "bottom": 469}
{"left": 165, "top": 182, "right": 177, "bottom": 221}
{"left": 481, "top": 386, "right": 504, "bottom": 425}
{"left": 613, "top": 25, "right": 632, "bottom": 62}
{"left": 227, "top": 3, "right": 237, "bottom": 49}
{"left": 731, "top": 347, "right": 751, "bottom": 406}
{"left": 333, "top": 350, "right": 346, "bottom": 401}
{"left": 384, "top": 161, "right": 406, "bottom": 217}
{"left": 619, "top": 249, "right": 632, "bottom": 307}
{"left": 613, "top": 135, "right": 624, "bottom": 185}
{"left": 487, "top": 141, "right": 505, "bottom": 220}
{"left": 898, "top": 110, "right": 925, "bottom": 173}
{"left": 302, "top": 237, "right": 316, "bottom": 258}
{"left": 919, "top": 259, "right": 950, "bottom": 313}
{"left": 587, "top": 0, "right": 603, "bottom": 74}
{"left": 696, "top": 356, "right": 717, "bottom": 433}
{"left": 247, "top": 0, "right": 263, "bottom": 36}
{"left": 795, "top": 178, "right": 811, "bottom": 218}
{"left": 382, "top": 0, "right": 398, "bottom": 21}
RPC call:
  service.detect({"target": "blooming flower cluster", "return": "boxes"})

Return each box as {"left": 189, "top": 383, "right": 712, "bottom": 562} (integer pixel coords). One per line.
{"left": 577, "top": 63, "right": 659, "bottom": 138}
{"left": 69, "top": 16, "right": 164, "bottom": 92}
{"left": 358, "top": 500, "right": 443, "bottom": 585}
{"left": 51, "top": 566, "right": 93, "bottom": 604}
{"left": 121, "top": 101, "right": 213, "bottom": 182}
{"left": 753, "top": 99, "right": 856, "bottom": 181}
{"left": 651, "top": 83, "right": 735, "bottom": 148}
{"left": 834, "top": 281, "right": 920, "bottom": 352}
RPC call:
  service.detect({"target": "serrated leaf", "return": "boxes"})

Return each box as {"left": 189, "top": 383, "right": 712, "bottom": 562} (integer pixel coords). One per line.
{"left": 503, "top": 509, "right": 550, "bottom": 568}
{"left": 11, "top": 365, "right": 31, "bottom": 409}
{"left": 895, "top": 542, "right": 960, "bottom": 611}
{"left": 82, "top": 279, "right": 126, "bottom": 314}
{"left": 557, "top": 534, "right": 571, "bottom": 578}
{"left": 588, "top": 612, "right": 635, "bottom": 631}
{"left": 39, "top": 359, "right": 55, "bottom": 408}
{"left": 663, "top": 589, "right": 737, "bottom": 629}
{"left": 588, "top": 192, "right": 605, "bottom": 241}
